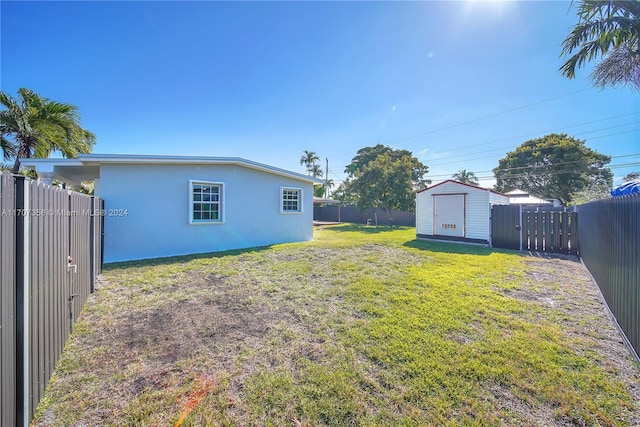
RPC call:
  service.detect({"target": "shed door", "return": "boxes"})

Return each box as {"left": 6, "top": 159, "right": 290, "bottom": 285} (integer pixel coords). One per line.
{"left": 434, "top": 194, "right": 465, "bottom": 237}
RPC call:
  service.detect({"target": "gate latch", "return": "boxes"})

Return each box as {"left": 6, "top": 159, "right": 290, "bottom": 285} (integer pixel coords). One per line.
{"left": 67, "top": 256, "right": 77, "bottom": 273}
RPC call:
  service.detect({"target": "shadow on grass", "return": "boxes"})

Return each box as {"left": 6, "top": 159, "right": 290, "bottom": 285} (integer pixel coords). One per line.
{"left": 402, "top": 238, "right": 524, "bottom": 257}
{"left": 316, "top": 223, "right": 412, "bottom": 234}
{"left": 102, "top": 244, "right": 274, "bottom": 270}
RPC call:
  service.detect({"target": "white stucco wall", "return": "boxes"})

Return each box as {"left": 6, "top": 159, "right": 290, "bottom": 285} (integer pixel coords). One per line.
{"left": 98, "top": 163, "right": 315, "bottom": 262}
{"left": 416, "top": 181, "right": 509, "bottom": 243}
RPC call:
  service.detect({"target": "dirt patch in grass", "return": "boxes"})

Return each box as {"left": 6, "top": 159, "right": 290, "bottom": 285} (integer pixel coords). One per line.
{"left": 33, "top": 230, "right": 640, "bottom": 426}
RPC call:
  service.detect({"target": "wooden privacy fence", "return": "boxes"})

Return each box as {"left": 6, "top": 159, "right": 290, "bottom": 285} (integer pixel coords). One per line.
{"left": 576, "top": 194, "right": 639, "bottom": 359}
{"left": 491, "top": 205, "right": 578, "bottom": 254}
{"left": 0, "top": 172, "right": 103, "bottom": 427}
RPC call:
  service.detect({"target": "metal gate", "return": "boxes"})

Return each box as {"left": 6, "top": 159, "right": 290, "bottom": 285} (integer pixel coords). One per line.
{"left": 0, "top": 173, "right": 103, "bottom": 427}
{"left": 491, "top": 205, "right": 578, "bottom": 254}
{"left": 491, "top": 205, "right": 521, "bottom": 250}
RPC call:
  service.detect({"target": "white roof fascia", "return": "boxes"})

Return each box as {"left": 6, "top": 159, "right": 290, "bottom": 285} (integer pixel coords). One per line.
{"left": 20, "top": 154, "right": 323, "bottom": 185}
{"left": 19, "top": 158, "right": 84, "bottom": 173}
{"left": 75, "top": 154, "right": 323, "bottom": 184}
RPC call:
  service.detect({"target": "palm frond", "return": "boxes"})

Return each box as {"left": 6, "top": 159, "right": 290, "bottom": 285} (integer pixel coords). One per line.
{"left": 590, "top": 42, "right": 640, "bottom": 89}
{"left": 0, "top": 88, "right": 95, "bottom": 170}
{"left": 560, "top": 0, "right": 640, "bottom": 82}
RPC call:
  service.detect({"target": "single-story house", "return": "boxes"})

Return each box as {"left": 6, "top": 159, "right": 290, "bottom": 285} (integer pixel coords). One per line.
{"left": 416, "top": 180, "right": 510, "bottom": 245}
{"left": 506, "top": 189, "right": 556, "bottom": 206}
{"left": 21, "top": 154, "right": 323, "bottom": 263}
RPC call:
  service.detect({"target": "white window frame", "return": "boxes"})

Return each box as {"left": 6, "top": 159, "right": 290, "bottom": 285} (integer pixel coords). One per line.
{"left": 281, "top": 187, "right": 303, "bottom": 214}
{"left": 189, "top": 180, "right": 225, "bottom": 224}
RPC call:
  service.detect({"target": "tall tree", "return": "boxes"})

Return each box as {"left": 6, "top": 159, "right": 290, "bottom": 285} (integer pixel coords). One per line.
{"left": 560, "top": 0, "right": 640, "bottom": 90}
{"left": 623, "top": 171, "right": 640, "bottom": 181}
{"left": 308, "top": 163, "right": 324, "bottom": 179}
{"left": 493, "top": 134, "right": 612, "bottom": 205}
{"left": 299, "top": 150, "right": 320, "bottom": 175}
{"left": 569, "top": 180, "right": 612, "bottom": 205}
{"left": 0, "top": 88, "right": 96, "bottom": 173}
{"left": 315, "top": 178, "right": 334, "bottom": 198}
{"left": 452, "top": 169, "right": 479, "bottom": 186}
{"left": 340, "top": 145, "right": 429, "bottom": 213}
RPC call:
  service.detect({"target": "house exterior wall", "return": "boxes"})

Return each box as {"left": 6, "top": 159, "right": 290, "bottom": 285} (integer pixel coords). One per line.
{"left": 98, "top": 163, "right": 315, "bottom": 262}
{"left": 416, "top": 181, "right": 509, "bottom": 244}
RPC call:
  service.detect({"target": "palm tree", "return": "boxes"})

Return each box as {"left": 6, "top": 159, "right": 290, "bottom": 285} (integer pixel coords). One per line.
{"left": 0, "top": 88, "right": 96, "bottom": 173}
{"left": 299, "top": 150, "right": 320, "bottom": 171}
{"left": 299, "top": 150, "right": 321, "bottom": 176}
{"left": 309, "top": 163, "right": 324, "bottom": 178}
{"left": 452, "top": 169, "right": 479, "bottom": 186}
{"left": 560, "top": 0, "right": 640, "bottom": 90}
{"left": 323, "top": 178, "right": 334, "bottom": 198}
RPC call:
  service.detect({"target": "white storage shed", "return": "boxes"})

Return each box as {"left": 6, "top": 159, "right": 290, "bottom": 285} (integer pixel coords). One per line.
{"left": 416, "top": 180, "right": 510, "bottom": 245}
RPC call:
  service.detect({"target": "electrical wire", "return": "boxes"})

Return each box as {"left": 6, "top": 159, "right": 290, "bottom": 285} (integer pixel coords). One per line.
{"left": 425, "top": 153, "right": 640, "bottom": 179}
{"left": 418, "top": 112, "right": 638, "bottom": 158}
{"left": 425, "top": 124, "right": 639, "bottom": 166}
{"left": 382, "top": 88, "right": 595, "bottom": 145}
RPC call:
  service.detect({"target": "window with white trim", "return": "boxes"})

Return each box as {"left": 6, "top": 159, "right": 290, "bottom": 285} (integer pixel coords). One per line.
{"left": 281, "top": 187, "right": 302, "bottom": 213}
{"left": 190, "top": 181, "right": 224, "bottom": 224}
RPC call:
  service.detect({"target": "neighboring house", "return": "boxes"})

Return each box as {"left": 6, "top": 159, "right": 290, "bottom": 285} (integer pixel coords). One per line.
{"left": 21, "top": 154, "right": 322, "bottom": 263}
{"left": 506, "top": 189, "right": 556, "bottom": 206}
{"left": 416, "top": 180, "right": 510, "bottom": 245}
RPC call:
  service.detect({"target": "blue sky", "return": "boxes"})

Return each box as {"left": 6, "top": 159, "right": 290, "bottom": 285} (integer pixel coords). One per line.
{"left": 1, "top": 0, "right": 638, "bottom": 189}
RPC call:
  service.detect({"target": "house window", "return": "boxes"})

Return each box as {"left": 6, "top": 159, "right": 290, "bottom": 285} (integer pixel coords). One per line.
{"left": 281, "top": 187, "right": 302, "bottom": 213}
{"left": 190, "top": 181, "right": 224, "bottom": 224}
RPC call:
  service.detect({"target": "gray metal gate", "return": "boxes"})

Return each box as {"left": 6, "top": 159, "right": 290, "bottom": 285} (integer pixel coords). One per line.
{"left": 491, "top": 205, "right": 578, "bottom": 254}
{"left": 490, "top": 205, "right": 521, "bottom": 250}
{"left": 0, "top": 172, "right": 103, "bottom": 427}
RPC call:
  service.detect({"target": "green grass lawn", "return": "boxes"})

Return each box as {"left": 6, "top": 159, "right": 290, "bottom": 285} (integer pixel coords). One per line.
{"left": 34, "top": 225, "right": 638, "bottom": 426}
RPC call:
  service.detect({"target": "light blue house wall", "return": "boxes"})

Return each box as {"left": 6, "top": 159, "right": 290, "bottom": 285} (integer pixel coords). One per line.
{"left": 98, "top": 163, "right": 316, "bottom": 262}
{"left": 19, "top": 155, "right": 320, "bottom": 263}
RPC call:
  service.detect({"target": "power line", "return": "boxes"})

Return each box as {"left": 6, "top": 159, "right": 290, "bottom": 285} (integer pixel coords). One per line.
{"left": 464, "top": 162, "right": 640, "bottom": 182}
{"left": 425, "top": 153, "right": 639, "bottom": 179}
{"left": 420, "top": 112, "right": 638, "bottom": 159}
{"left": 425, "top": 123, "right": 639, "bottom": 166}
{"left": 324, "top": 88, "right": 600, "bottom": 160}
{"left": 382, "top": 88, "right": 594, "bottom": 145}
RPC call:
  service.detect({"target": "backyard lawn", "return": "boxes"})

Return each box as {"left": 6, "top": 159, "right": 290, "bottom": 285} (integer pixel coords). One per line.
{"left": 34, "top": 225, "right": 639, "bottom": 426}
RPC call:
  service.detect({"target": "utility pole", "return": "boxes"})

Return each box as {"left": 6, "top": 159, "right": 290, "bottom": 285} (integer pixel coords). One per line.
{"left": 325, "top": 157, "right": 329, "bottom": 199}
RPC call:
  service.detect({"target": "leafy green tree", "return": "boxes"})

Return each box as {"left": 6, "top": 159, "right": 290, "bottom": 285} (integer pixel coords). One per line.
{"left": 340, "top": 145, "right": 429, "bottom": 213}
{"left": 560, "top": 0, "right": 640, "bottom": 90}
{"left": 493, "top": 134, "right": 612, "bottom": 205}
{"left": 452, "top": 169, "right": 479, "bottom": 186}
{"left": 0, "top": 88, "right": 96, "bottom": 173}
{"left": 331, "top": 182, "right": 358, "bottom": 206}
{"left": 623, "top": 171, "right": 640, "bottom": 181}
{"left": 569, "top": 180, "right": 612, "bottom": 205}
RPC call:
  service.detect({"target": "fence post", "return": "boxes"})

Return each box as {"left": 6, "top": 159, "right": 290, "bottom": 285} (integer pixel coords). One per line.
{"left": 89, "top": 197, "right": 95, "bottom": 294}
{"left": 518, "top": 204, "right": 523, "bottom": 251}
{"left": 14, "top": 176, "right": 29, "bottom": 427}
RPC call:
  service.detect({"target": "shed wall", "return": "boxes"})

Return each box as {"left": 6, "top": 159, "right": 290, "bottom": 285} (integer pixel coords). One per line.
{"left": 417, "top": 182, "right": 509, "bottom": 243}
{"left": 98, "top": 164, "right": 314, "bottom": 262}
